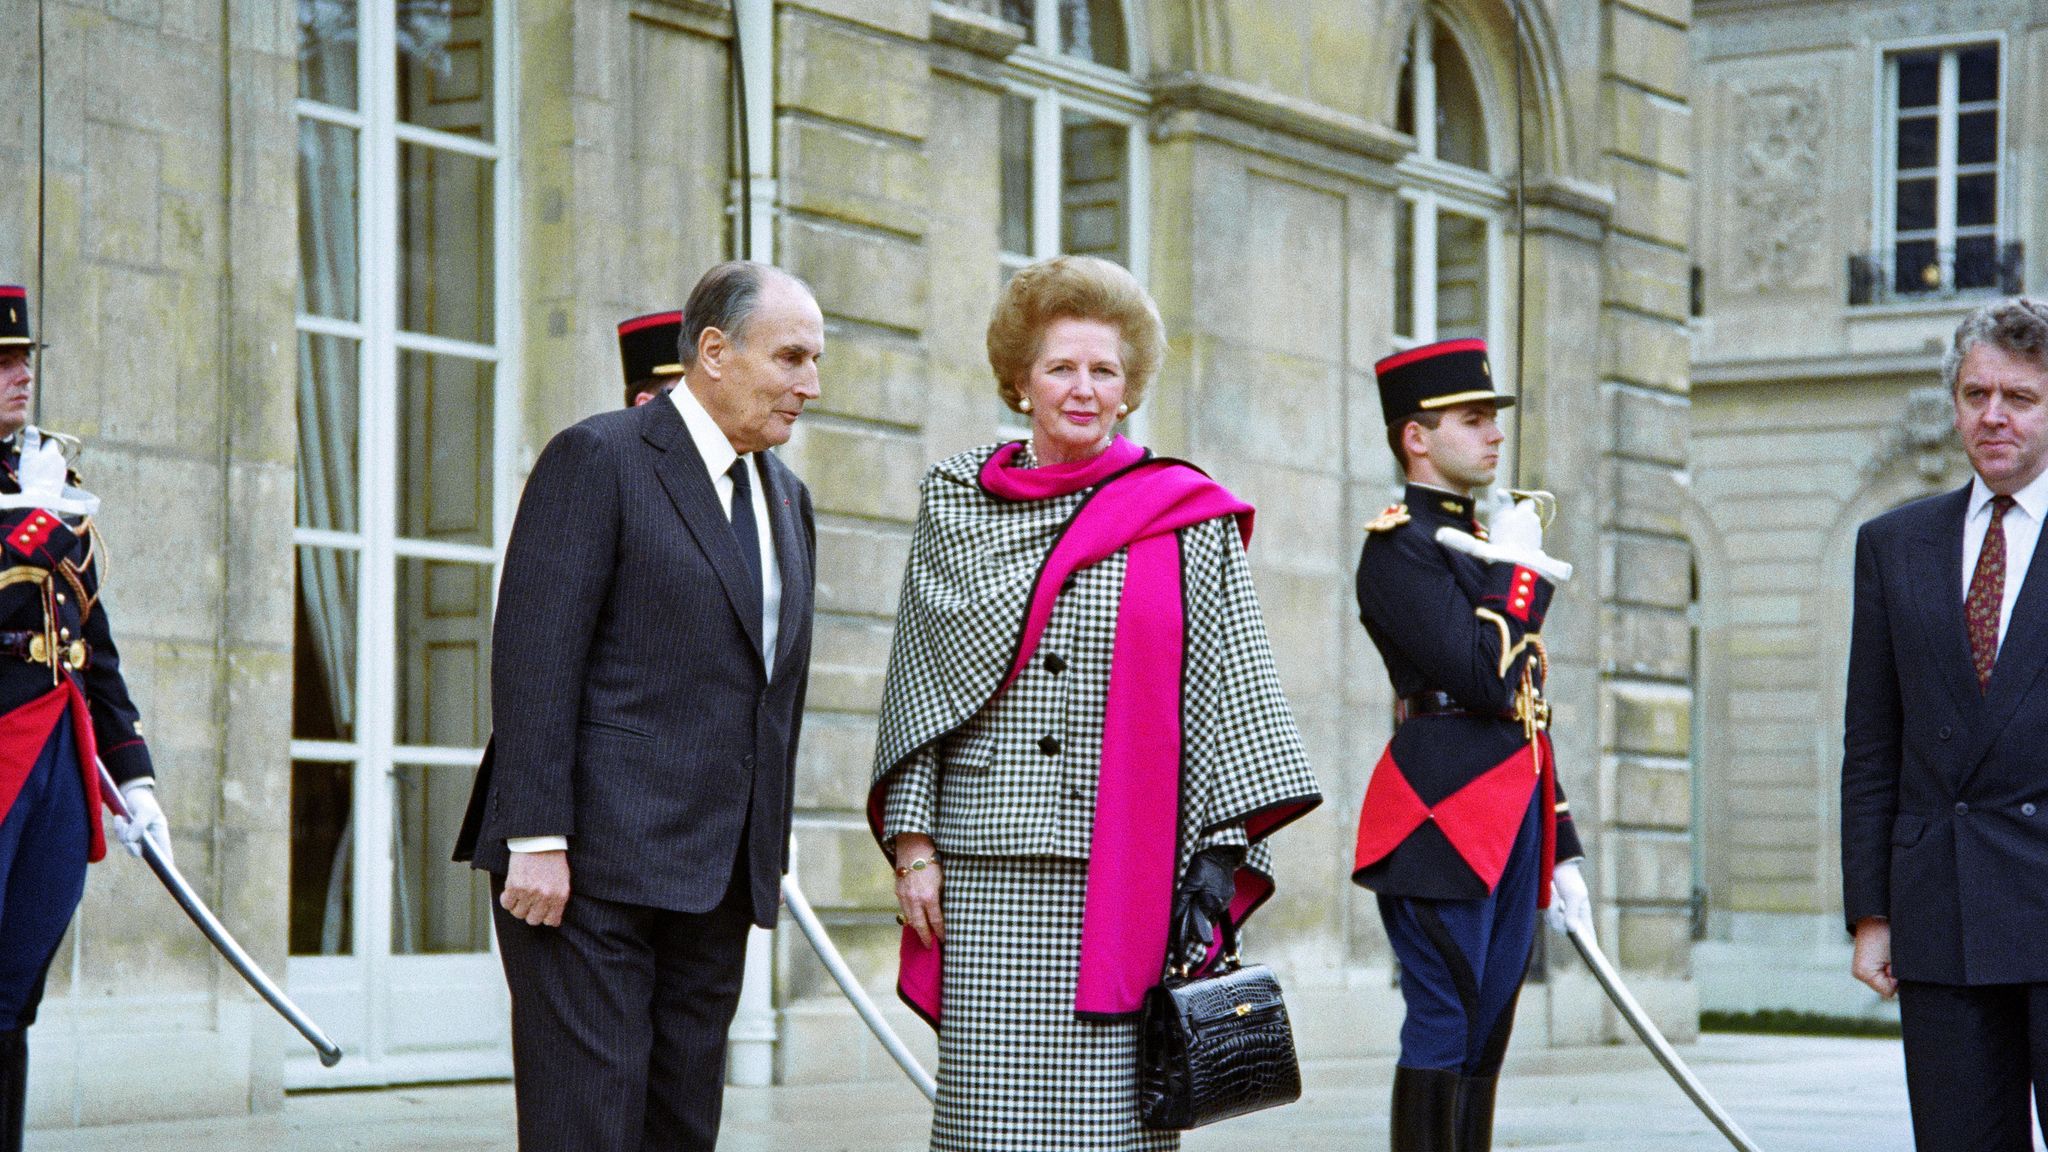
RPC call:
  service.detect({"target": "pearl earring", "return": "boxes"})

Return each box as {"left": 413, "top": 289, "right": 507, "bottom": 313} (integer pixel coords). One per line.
{"left": 1116, "top": 403, "right": 1130, "bottom": 418}
{"left": 1019, "top": 398, "right": 1033, "bottom": 414}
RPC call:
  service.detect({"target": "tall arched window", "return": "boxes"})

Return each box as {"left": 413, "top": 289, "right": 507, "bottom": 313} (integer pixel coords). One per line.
{"left": 994, "top": 1, "right": 1148, "bottom": 429}
{"left": 1391, "top": 13, "right": 1507, "bottom": 353}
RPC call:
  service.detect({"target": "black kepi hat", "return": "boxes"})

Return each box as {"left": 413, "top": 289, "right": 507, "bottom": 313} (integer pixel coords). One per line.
{"left": 0, "top": 287, "right": 34, "bottom": 349}
{"left": 1374, "top": 338, "right": 1512, "bottom": 426}
{"left": 617, "top": 310, "right": 685, "bottom": 388}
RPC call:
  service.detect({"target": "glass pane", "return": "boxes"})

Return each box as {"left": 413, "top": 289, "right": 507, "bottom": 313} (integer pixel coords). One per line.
{"left": 1894, "top": 177, "right": 1936, "bottom": 232}
{"left": 1393, "top": 203, "right": 1415, "bottom": 340}
{"left": 1059, "top": 111, "right": 1128, "bottom": 266}
{"left": 395, "top": 558, "right": 493, "bottom": 748}
{"left": 290, "top": 760, "right": 354, "bottom": 956}
{"left": 1956, "top": 173, "right": 1996, "bottom": 228}
{"left": 298, "top": 122, "right": 360, "bottom": 323}
{"left": 1432, "top": 21, "right": 1488, "bottom": 171}
{"left": 1896, "top": 52, "right": 1938, "bottom": 110}
{"left": 1893, "top": 239, "right": 1940, "bottom": 295}
{"left": 1436, "top": 211, "right": 1488, "bottom": 342}
{"left": 1059, "top": 0, "right": 1126, "bottom": 69}
{"left": 299, "top": 0, "right": 358, "bottom": 108}
{"left": 1395, "top": 42, "right": 1414, "bottom": 137}
{"left": 1957, "top": 234, "right": 2000, "bottom": 290}
{"left": 1000, "top": 95, "right": 1035, "bottom": 257}
{"left": 1894, "top": 115, "right": 1937, "bottom": 172}
{"left": 295, "top": 547, "right": 360, "bottom": 741}
{"left": 392, "top": 765, "right": 493, "bottom": 954}
{"left": 1958, "top": 44, "right": 1998, "bottom": 104}
{"left": 296, "top": 334, "right": 360, "bottom": 533}
{"left": 400, "top": 144, "right": 494, "bottom": 343}
{"left": 398, "top": 351, "right": 494, "bottom": 546}
{"left": 1957, "top": 110, "right": 1998, "bottom": 166}
{"left": 1001, "top": 0, "right": 1032, "bottom": 35}
{"left": 398, "top": 0, "right": 494, "bottom": 141}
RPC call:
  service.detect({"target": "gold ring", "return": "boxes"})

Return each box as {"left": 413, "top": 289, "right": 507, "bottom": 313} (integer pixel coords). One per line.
{"left": 895, "top": 913, "right": 908, "bottom": 926}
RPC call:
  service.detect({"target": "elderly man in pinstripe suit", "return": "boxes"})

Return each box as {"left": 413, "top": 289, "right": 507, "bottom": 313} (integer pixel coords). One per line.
{"left": 455, "top": 262, "right": 821, "bottom": 1151}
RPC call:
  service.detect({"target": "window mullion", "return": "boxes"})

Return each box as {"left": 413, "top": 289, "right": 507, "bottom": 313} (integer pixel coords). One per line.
{"left": 1935, "top": 49, "right": 1958, "bottom": 282}
{"left": 1414, "top": 196, "right": 1440, "bottom": 341}
{"left": 1415, "top": 18, "right": 1438, "bottom": 162}
{"left": 1032, "top": 91, "right": 1063, "bottom": 260}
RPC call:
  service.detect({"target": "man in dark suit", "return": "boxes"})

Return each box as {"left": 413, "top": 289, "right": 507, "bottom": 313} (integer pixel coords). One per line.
{"left": 455, "top": 262, "right": 820, "bottom": 1151}
{"left": 1843, "top": 297, "right": 2048, "bottom": 1151}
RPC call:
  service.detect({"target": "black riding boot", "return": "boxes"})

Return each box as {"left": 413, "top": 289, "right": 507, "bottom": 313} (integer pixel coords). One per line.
{"left": 0, "top": 1028, "right": 26, "bottom": 1152}
{"left": 1390, "top": 1065, "right": 1461, "bottom": 1152}
{"left": 1454, "top": 1074, "right": 1499, "bottom": 1152}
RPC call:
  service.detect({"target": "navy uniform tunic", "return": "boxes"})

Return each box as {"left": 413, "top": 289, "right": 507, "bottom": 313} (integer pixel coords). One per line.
{"left": 0, "top": 440, "right": 154, "bottom": 1032}
{"left": 1351, "top": 483, "right": 1580, "bottom": 1074}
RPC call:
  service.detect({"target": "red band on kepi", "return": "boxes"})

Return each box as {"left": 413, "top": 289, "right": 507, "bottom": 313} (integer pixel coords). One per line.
{"left": 617, "top": 310, "right": 686, "bottom": 391}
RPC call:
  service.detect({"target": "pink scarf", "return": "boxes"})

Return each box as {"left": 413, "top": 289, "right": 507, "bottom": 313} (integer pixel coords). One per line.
{"left": 896, "top": 436, "right": 1257, "bottom": 1021}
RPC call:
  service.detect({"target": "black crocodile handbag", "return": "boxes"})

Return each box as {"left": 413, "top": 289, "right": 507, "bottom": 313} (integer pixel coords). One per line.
{"left": 1137, "top": 915, "right": 1302, "bottom": 1130}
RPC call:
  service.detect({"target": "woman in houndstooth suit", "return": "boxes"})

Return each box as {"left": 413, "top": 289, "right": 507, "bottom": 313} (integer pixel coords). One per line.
{"left": 866, "top": 256, "right": 1322, "bottom": 1152}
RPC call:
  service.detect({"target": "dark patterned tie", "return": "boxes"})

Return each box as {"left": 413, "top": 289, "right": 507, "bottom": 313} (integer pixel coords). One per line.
{"left": 728, "top": 457, "right": 762, "bottom": 596}
{"left": 1967, "top": 495, "right": 2015, "bottom": 691}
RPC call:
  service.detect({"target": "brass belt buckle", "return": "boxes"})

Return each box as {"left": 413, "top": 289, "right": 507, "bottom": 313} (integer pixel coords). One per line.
{"left": 65, "top": 641, "right": 86, "bottom": 671}
{"left": 26, "top": 634, "right": 47, "bottom": 665}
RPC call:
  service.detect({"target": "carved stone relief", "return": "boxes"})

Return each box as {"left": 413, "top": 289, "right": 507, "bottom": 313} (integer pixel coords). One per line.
{"left": 1728, "top": 78, "right": 1828, "bottom": 293}
{"left": 1864, "top": 386, "right": 1963, "bottom": 489}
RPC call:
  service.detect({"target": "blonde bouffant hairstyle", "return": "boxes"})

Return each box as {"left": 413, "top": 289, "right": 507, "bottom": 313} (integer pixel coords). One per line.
{"left": 987, "top": 255, "right": 1167, "bottom": 415}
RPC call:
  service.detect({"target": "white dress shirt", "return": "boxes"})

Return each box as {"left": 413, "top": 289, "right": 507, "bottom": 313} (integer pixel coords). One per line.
{"left": 1961, "top": 467, "right": 2048, "bottom": 651}
{"left": 507, "top": 387, "right": 783, "bottom": 856}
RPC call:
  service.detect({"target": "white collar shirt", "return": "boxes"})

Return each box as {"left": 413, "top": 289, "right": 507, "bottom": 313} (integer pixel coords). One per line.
{"left": 1961, "top": 468, "right": 2048, "bottom": 650}
{"left": 671, "top": 383, "right": 781, "bottom": 678}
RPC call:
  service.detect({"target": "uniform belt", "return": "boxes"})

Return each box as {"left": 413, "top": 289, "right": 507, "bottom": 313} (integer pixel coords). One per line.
{"left": 0, "top": 629, "right": 88, "bottom": 671}
{"left": 1395, "top": 691, "right": 1505, "bottom": 724}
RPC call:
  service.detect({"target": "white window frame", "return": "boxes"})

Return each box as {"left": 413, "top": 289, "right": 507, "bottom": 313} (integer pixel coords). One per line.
{"left": 996, "top": 0, "right": 1150, "bottom": 439}
{"left": 289, "top": 0, "right": 520, "bottom": 1087}
{"left": 1869, "top": 31, "right": 2007, "bottom": 300}
{"left": 1392, "top": 13, "right": 1511, "bottom": 358}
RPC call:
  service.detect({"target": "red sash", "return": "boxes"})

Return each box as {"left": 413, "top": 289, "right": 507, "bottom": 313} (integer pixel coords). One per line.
{"left": 0, "top": 680, "right": 105, "bottom": 861}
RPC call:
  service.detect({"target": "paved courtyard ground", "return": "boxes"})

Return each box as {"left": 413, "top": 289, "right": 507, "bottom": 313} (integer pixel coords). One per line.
{"left": 27, "top": 1033, "right": 2025, "bottom": 1150}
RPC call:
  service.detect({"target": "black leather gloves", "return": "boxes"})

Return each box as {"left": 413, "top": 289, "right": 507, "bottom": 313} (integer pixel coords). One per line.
{"left": 1171, "top": 846, "right": 1244, "bottom": 953}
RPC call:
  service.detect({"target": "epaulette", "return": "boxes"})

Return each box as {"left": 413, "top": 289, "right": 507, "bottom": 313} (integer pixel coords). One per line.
{"left": 1364, "top": 503, "right": 1411, "bottom": 534}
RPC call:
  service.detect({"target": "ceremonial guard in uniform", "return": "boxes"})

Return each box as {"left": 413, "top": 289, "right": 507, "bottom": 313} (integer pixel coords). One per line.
{"left": 616, "top": 310, "right": 684, "bottom": 408}
{"left": 1351, "top": 338, "right": 1593, "bottom": 1152}
{"left": 0, "top": 287, "right": 166, "bottom": 1152}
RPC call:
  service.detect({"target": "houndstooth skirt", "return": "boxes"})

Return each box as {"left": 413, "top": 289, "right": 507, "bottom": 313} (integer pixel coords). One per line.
{"left": 931, "top": 856, "right": 1179, "bottom": 1152}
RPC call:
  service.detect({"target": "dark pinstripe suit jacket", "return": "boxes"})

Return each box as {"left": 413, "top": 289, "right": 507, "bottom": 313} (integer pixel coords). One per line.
{"left": 455, "top": 397, "right": 815, "bottom": 928}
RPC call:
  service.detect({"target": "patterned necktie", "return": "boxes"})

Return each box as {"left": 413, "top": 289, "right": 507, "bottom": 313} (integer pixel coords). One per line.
{"left": 728, "top": 457, "right": 762, "bottom": 596}
{"left": 1967, "top": 494, "right": 2015, "bottom": 691}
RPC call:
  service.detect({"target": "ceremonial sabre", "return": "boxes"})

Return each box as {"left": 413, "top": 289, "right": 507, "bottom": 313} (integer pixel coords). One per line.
{"left": 99, "top": 766, "right": 345, "bottom": 1067}
{"left": 1567, "top": 926, "right": 1762, "bottom": 1152}
{"left": 781, "top": 876, "right": 937, "bottom": 1102}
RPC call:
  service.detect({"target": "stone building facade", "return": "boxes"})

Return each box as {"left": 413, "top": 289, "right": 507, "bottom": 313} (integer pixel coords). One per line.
{"left": 1689, "top": 0, "right": 2042, "bottom": 1020}
{"left": 0, "top": 0, "right": 1696, "bottom": 1125}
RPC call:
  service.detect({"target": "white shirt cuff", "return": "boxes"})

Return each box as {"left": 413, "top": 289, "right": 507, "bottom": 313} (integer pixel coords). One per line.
{"left": 507, "top": 835, "right": 569, "bottom": 854}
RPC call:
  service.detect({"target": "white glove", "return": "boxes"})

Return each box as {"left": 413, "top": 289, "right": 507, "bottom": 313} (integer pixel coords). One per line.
{"left": 0, "top": 427, "right": 99, "bottom": 517}
{"left": 113, "top": 781, "right": 172, "bottom": 865}
{"left": 1545, "top": 859, "right": 1593, "bottom": 940}
{"left": 1434, "top": 524, "right": 1574, "bottom": 584}
{"left": 1488, "top": 497, "right": 1544, "bottom": 554}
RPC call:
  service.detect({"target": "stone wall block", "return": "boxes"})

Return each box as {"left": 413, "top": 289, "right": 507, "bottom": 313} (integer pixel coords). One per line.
{"left": 1603, "top": 235, "right": 1691, "bottom": 322}
{"left": 793, "top": 710, "right": 882, "bottom": 811}
{"left": 1601, "top": 307, "right": 1690, "bottom": 392}
{"left": 1606, "top": 157, "right": 1692, "bottom": 252}
{"left": 1613, "top": 830, "right": 1694, "bottom": 903}
{"left": 806, "top": 613, "right": 896, "bottom": 715}
{"left": 781, "top": 216, "right": 930, "bottom": 334}
{"left": 780, "top": 12, "right": 930, "bottom": 140}
{"left": 1610, "top": 680, "right": 1693, "bottom": 758}
{"left": 1608, "top": 382, "right": 1690, "bottom": 466}
{"left": 780, "top": 421, "right": 925, "bottom": 521}
{"left": 1605, "top": 5, "right": 1690, "bottom": 103}
{"left": 1607, "top": 532, "right": 1693, "bottom": 609}
{"left": 1606, "top": 78, "right": 1692, "bottom": 175}
{"left": 1605, "top": 458, "right": 1688, "bottom": 537}
{"left": 779, "top": 117, "right": 930, "bottom": 238}
{"left": 811, "top": 326, "right": 931, "bottom": 426}
{"left": 789, "top": 823, "right": 897, "bottom": 909}
{"left": 786, "top": 0, "right": 929, "bottom": 38}
{"left": 1614, "top": 758, "right": 1693, "bottom": 829}
{"left": 1617, "top": 909, "right": 1694, "bottom": 974}
{"left": 814, "top": 521, "right": 912, "bottom": 617}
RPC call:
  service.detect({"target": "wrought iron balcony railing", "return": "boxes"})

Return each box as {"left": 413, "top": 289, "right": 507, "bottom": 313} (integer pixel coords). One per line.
{"left": 1848, "top": 240, "right": 2023, "bottom": 307}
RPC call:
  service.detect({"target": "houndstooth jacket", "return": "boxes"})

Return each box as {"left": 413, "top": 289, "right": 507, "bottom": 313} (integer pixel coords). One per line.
{"left": 872, "top": 443, "right": 1321, "bottom": 881}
